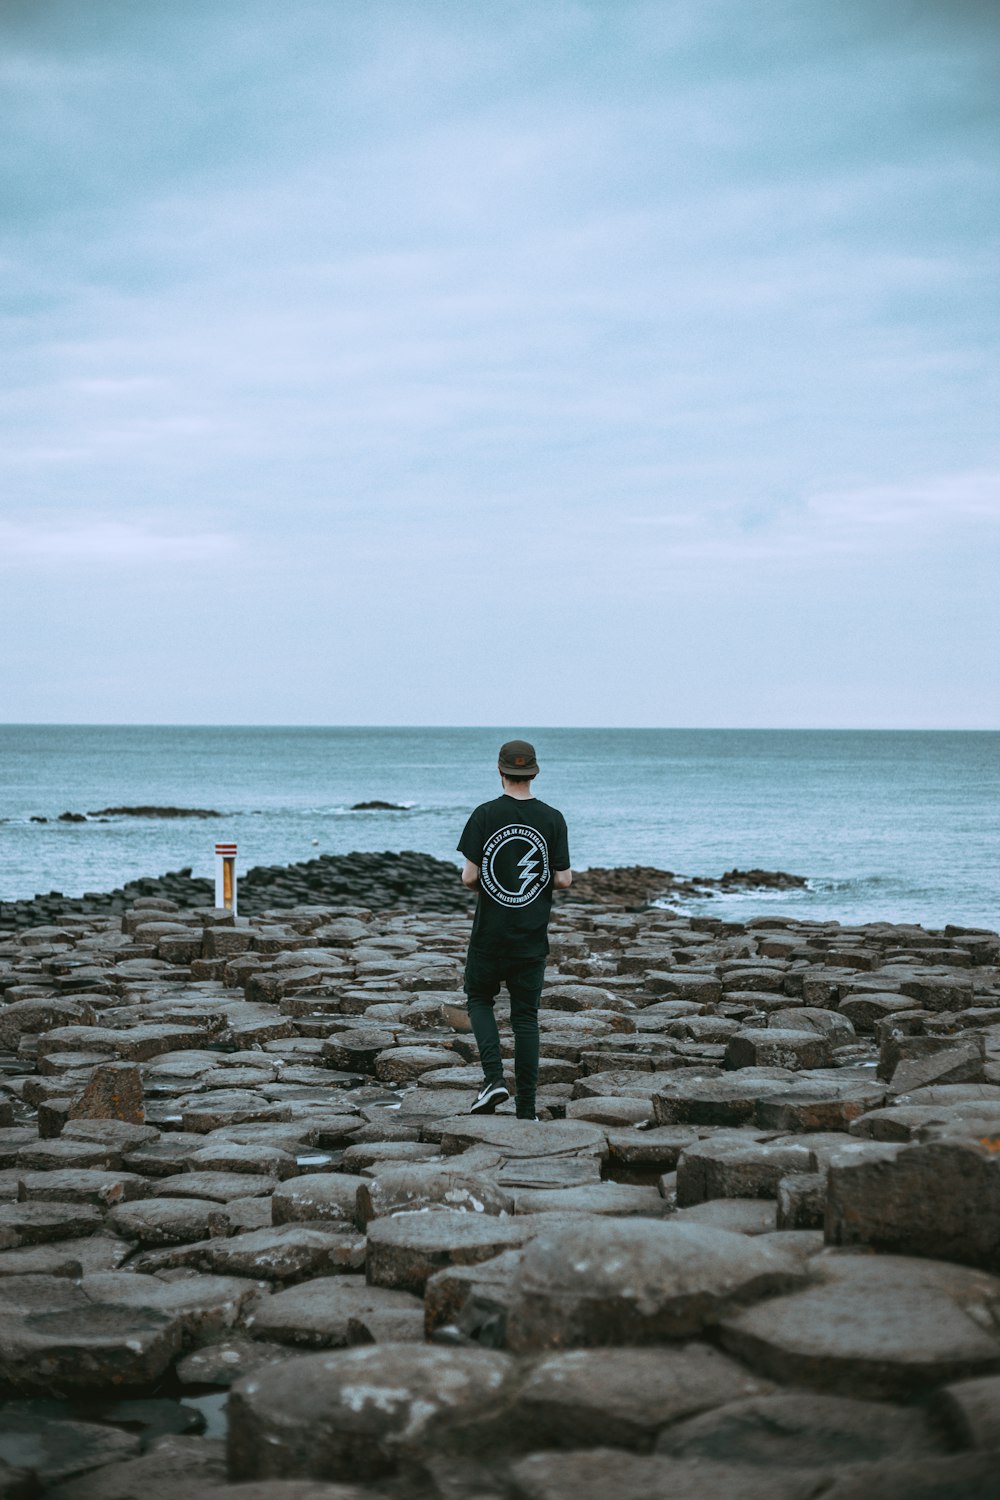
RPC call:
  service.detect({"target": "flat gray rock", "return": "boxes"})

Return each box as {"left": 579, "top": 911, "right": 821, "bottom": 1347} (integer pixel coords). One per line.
{"left": 676, "top": 1138, "right": 812, "bottom": 1205}
{"left": 652, "top": 1070, "right": 797, "bottom": 1127}
{"left": 0, "top": 1299, "right": 181, "bottom": 1393}
{"left": 0, "top": 1202, "right": 103, "bottom": 1248}
{"left": 272, "top": 1174, "right": 360, "bottom": 1225}
{"left": 40, "top": 1434, "right": 227, "bottom": 1500}
{"left": 245, "top": 1275, "right": 423, "bottom": 1348}
{"left": 508, "top": 1449, "right": 824, "bottom": 1500}
{"left": 511, "top": 1183, "right": 665, "bottom": 1217}
{"left": 504, "top": 1218, "right": 805, "bottom": 1350}
{"left": 513, "top": 1345, "right": 773, "bottom": 1450}
{"left": 672, "top": 1199, "right": 779, "bottom": 1235}
{"left": 655, "top": 1390, "right": 944, "bottom": 1467}
{"left": 155, "top": 1171, "right": 277, "bottom": 1202}
{"left": 719, "top": 1251, "right": 1000, "bottom": 1397}
{"left": 16, "top": 1169, "right": 149, "bottom": 1207}
{"left": 0, "top": 1407, "right": 140, "bottom": 1484}
{"left": 175, "top": 1338, "right": 296, "bottom": 1388}
{"left": 80, "top": 1271, "right": 258, "bottom": 1342}
{"left": 433, "top": 1117, "right": 608, "bottom": 1159}
{"left": 816, "top": 1453, "right": 1000, "bottom": 1500}
{"left": 366, "top": 1209, "right": 529, "bottom": 1294}
{"left": 357, "top": 1164, "right": 514, "bottom": 1225}
{"left": 107, "top": 1198, "right": 230, "bottom": 1246}
{"left": 200, "top": 1223, "right": 366, "bottom": 1281}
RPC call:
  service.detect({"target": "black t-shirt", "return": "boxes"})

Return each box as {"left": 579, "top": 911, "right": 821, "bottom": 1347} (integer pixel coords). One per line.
{"left": 458, "top": 794, "right": 571, "bottom": 958}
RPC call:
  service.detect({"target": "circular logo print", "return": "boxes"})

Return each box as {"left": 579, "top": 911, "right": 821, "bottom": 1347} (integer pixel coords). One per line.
{"left": 480, "top": 824, "right": 550, "bottom": 908}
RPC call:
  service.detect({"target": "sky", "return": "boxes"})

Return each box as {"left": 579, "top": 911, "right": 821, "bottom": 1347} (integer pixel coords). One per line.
{"left": 1, "top": 0, "right": 999, "bottom": 729}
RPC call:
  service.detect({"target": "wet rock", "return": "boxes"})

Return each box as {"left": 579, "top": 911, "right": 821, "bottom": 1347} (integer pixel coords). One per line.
{"left": 719, "top": 1250, "right": 1000, "bottom": 1396}
{"left": 81, "top": 1270, "right": 258, "bottom": 1343}
{"left": 184, "top": 1141, "right": 299, "bottom": 1178}
{"left": 180, "top": 1091, "right": 290, "bottom": 1133}
{"left": 227, "top": 1343, "right": 517, "bottom": 1481}
{"left": 504, "top": 1219, "right": 804, "bottom": 1351}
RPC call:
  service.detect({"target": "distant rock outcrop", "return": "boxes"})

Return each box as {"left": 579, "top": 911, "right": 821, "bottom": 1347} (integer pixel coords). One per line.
{"left": 87, "top": 806, "right": 222, "bottom": 819}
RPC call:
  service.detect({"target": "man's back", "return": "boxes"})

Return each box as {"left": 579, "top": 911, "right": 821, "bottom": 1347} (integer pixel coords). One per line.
{"left": 459, "top": 792, "right": 570, "bottom": 958}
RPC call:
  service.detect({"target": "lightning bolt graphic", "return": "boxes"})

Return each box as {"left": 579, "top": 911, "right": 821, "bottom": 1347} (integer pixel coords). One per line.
{"left": 516, "top": 848, "right": 540, "bottom": 895}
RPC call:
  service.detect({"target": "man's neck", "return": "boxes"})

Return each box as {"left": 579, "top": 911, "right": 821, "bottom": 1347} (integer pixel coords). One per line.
{"left": 501, "top": 780, "right": 534, "bottom": 801}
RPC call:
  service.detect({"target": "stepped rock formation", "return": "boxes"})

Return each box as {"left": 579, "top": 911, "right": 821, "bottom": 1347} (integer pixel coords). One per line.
{"left": 0, "top": 853, "right": 998, "bottom": 1496}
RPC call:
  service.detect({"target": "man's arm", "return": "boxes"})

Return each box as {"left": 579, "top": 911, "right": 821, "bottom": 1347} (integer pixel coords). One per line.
{"left": 552, "top": 868, "right": 572, "bottom": 890}
{"left": 461, "top": 860, "right": 480, "bottom": 890}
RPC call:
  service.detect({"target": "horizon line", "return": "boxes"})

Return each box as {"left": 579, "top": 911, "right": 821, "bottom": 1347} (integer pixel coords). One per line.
{"left": 2, "top": 722, "right": 999, "bottom": 734}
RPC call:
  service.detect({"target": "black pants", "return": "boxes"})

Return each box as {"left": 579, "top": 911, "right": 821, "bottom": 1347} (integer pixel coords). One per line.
{"left": 464, "top": 948, "right": 545, "bottom": 1119}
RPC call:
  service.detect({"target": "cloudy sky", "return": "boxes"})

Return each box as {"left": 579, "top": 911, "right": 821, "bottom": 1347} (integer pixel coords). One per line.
{"left": 2, "top": 0, "right": 998, "bottom": 728}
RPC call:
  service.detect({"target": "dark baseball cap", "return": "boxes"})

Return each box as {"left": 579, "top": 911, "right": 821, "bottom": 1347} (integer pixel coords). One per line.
{"left": 498, "top": 739, "right": 539, "bottom": 776}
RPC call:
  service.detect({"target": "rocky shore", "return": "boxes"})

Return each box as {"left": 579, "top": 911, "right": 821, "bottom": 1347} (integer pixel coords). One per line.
{"left": 0, "top": 854, "right": 999, "bottom": 1497}
{"left": 0, "top": 854, "right": 808, "bottom": 935}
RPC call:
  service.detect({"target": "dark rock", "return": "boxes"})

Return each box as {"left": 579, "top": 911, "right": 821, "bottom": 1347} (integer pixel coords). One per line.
{"left": 244, "top": 1277, "right": 424, "bottom": 1349}
{"left": 719, "top": 1250, "right": 1000, "bottom": 1397}
{"left": 40, "top": 1434, "right": 226, "bottom": 1500}
{"left": 366, "top": 1210, "right": 528, "bottom": 1295}
{"left": 507, "top": 1449, "right": 822, "bottom": 1500}
{"left": 68, "top": 1063, "right": 145, "bottom": 1125}
{"left": 654, "top": 1389, "right": 942, "bottom": 1467}
{"left": 512, "top": 1345, "right": 772, "bottom": 1451}
{"left": 676, "top": 1137, "right": 812, "bottom": 1205}
{"left": 88, "top": 807, "right": 222, "bottom": 818}
{"left": 357, "top": 1164, "right": 514, "bottom": 1226}
{"left": 227, "top": 1343, "right": 517, "bottom": 1481}
{"left": 933, "top": 1373, "right": 1000, "bottom": 1450}
{"left": 825, "top": 1135, "right": 1000, "bottom": 1270}
{"left": 504, "top": 1219, "right": 804, "bottom": 1351}
{"left": 0, "top": 1406, "right": 140, "bottom": 1485}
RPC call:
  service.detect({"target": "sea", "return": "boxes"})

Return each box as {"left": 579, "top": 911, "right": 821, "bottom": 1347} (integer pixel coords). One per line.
{"left": 1, "top": 726, "right": 998, "bottom": 931}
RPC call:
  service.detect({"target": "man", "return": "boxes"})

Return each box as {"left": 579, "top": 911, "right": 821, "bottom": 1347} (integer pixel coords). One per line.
{"left": 458, "top": 739, "right": 572, "bottom": 1120}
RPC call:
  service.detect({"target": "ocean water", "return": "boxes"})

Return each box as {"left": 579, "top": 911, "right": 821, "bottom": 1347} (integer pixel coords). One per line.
{"left": 1, "top": 726, "right": 998, "bottom": 931}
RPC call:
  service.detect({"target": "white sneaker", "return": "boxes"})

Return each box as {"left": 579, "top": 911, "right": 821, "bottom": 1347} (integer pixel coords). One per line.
{"left": 471, "top": 1080, "right": 510, "bottom": 1114}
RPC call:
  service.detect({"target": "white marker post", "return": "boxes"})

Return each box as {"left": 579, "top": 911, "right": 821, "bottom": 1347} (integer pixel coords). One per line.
{"left": 215, "top": 842, "right": 238, "bottom": 914}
